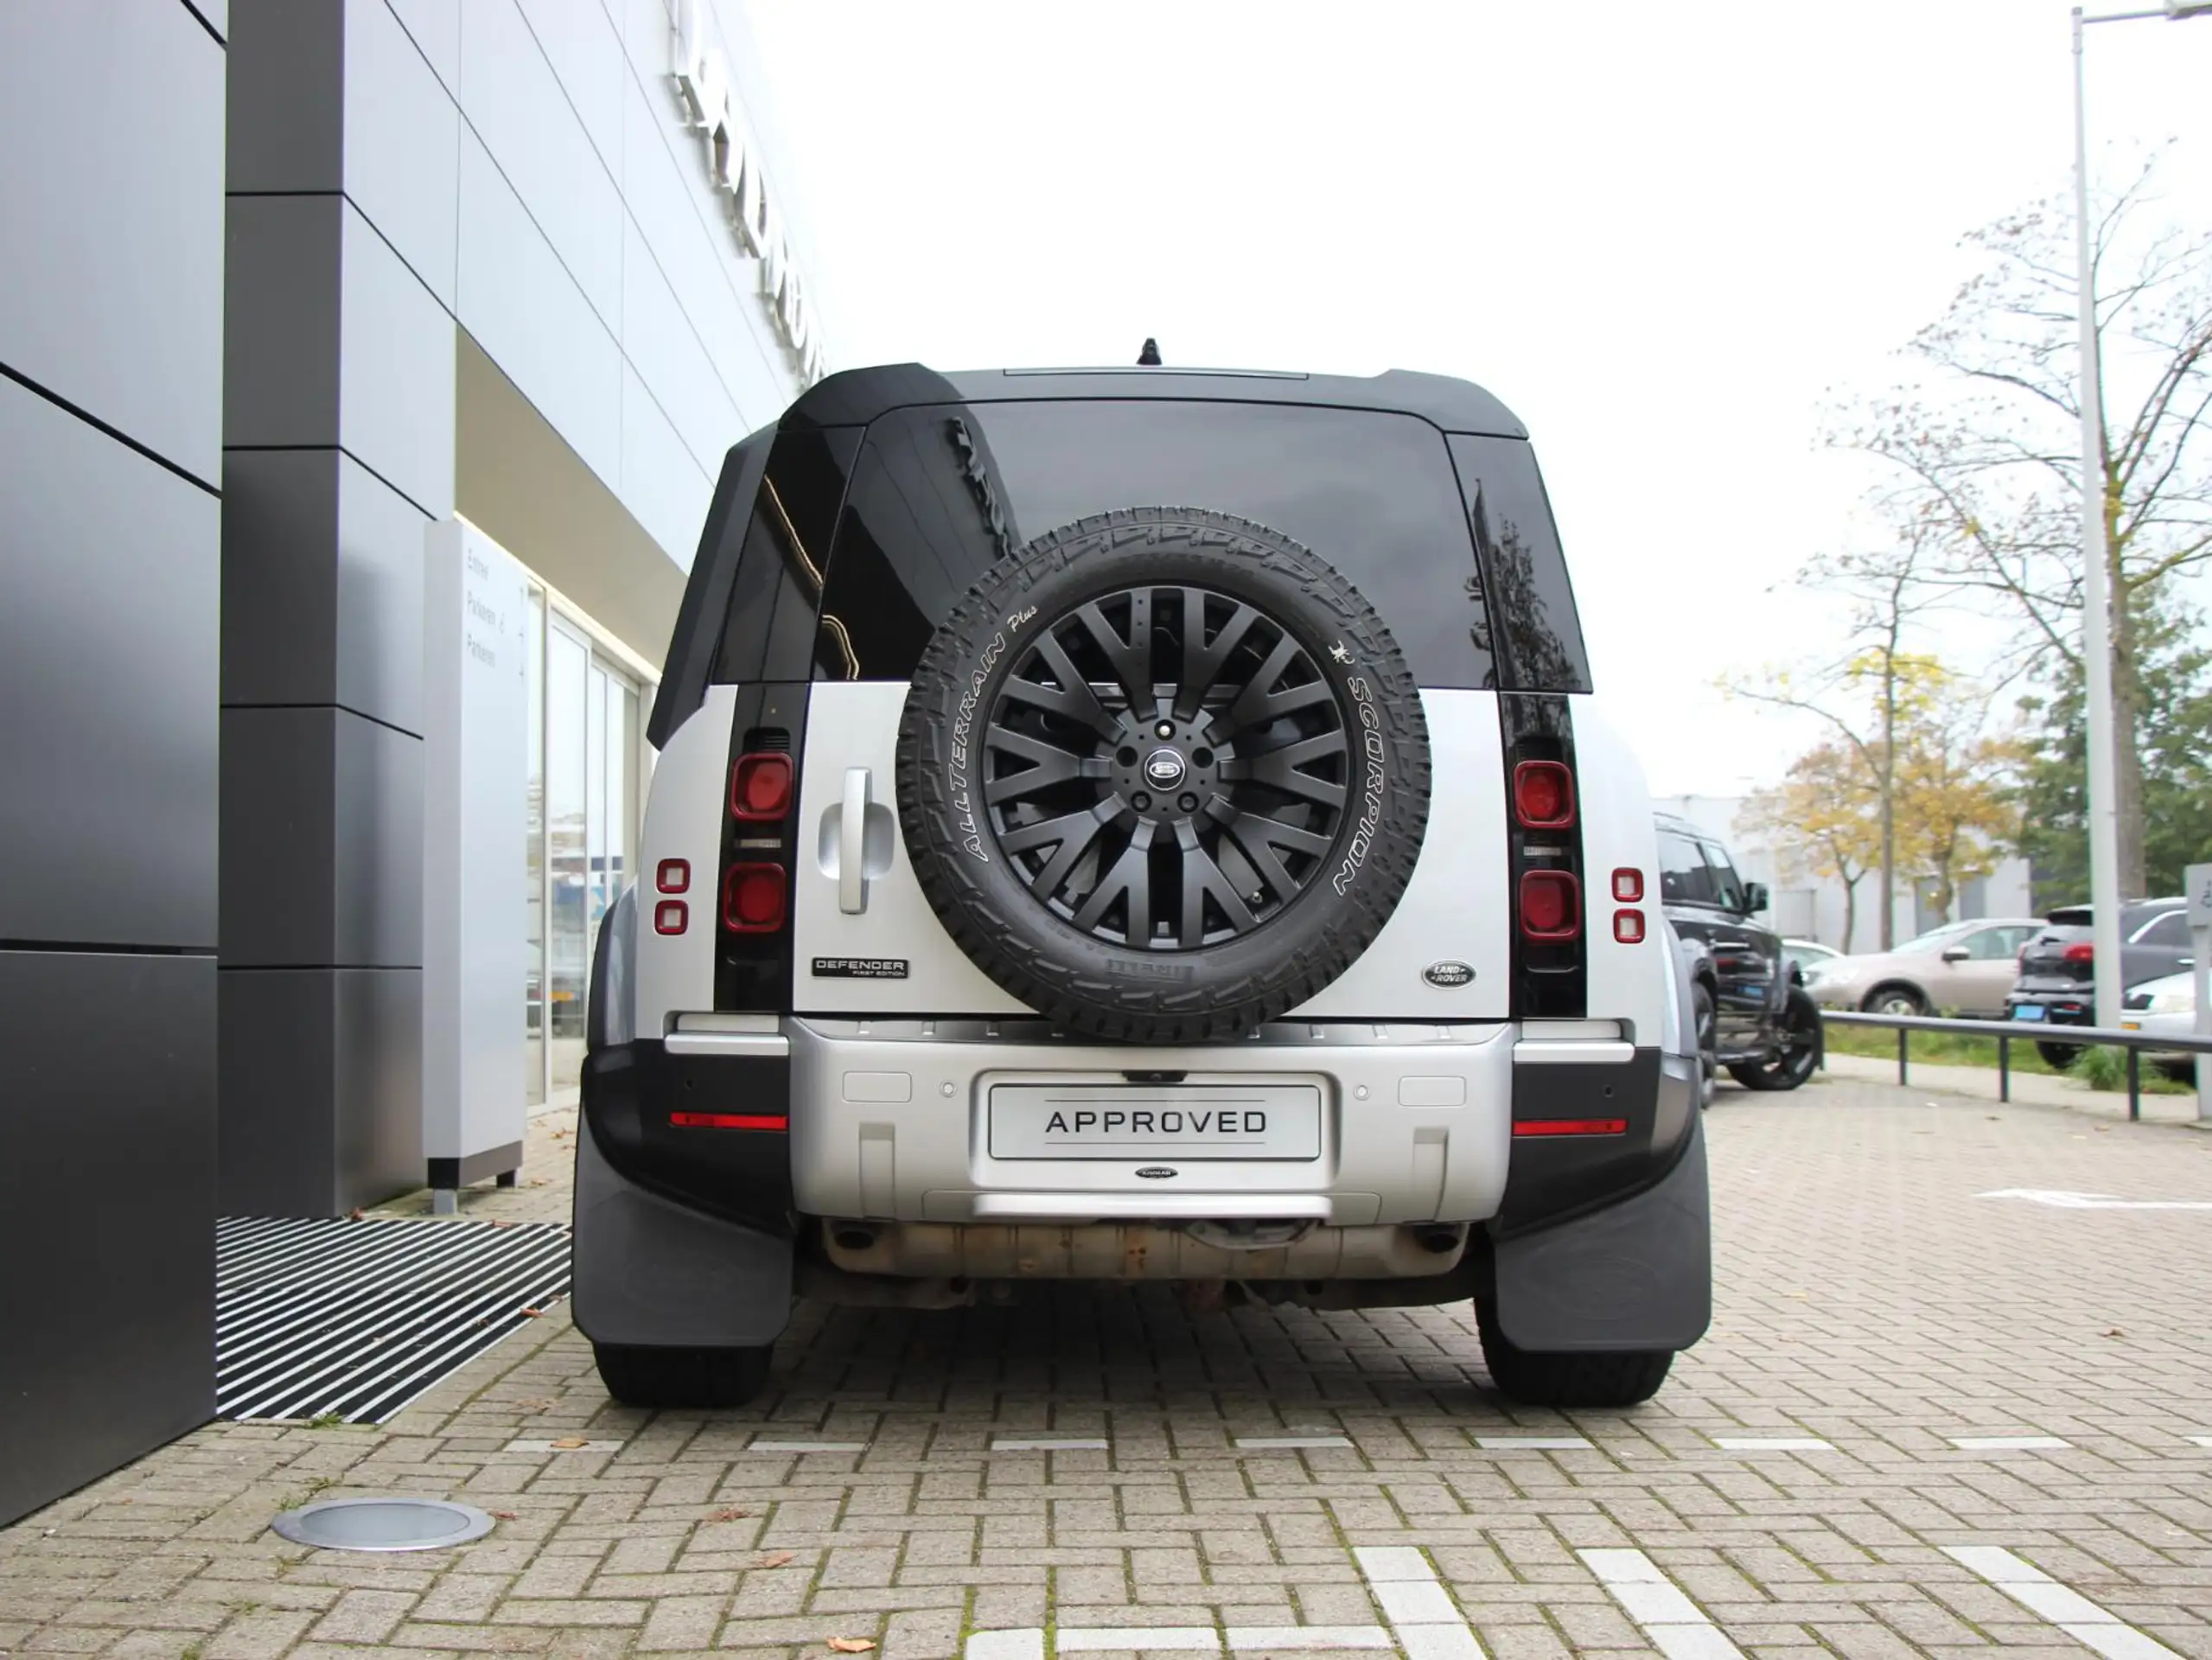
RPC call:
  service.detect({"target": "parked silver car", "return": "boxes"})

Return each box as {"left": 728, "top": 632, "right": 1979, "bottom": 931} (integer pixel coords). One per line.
{"left": 1804, "top": 917, "right": 2043, "bottom": 1018}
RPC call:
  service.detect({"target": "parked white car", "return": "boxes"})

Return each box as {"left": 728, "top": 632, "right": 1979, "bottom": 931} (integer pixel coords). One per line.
{"left": 2120, "top": 971, "right": 2202, "bottom": 1082}
{"left": 1802, "top": 918, "right": 2043, "bottom": 1018}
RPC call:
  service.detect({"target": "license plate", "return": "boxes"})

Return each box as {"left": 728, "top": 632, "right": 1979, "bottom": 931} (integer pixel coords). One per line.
{"left": 2011, "top": 1005, "right": 2047, "bottom": 1022}
{"left": 988, "top": 1082, "right": 1323, "bottom": 1160}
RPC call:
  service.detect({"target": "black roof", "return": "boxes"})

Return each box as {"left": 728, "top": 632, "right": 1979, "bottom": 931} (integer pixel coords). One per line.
{"left": 781, "top": 362, "right": 1527, "bottom": 439}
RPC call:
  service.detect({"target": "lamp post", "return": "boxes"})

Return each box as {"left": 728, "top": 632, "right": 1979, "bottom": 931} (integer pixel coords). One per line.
{"left": 2070, "top": 0, "right": 2211, "bottom": 1028}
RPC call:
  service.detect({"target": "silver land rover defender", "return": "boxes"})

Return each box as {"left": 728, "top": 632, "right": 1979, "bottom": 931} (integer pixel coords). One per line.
{"left": 575, "top": 362, "right": 1708, "bottom": 1410}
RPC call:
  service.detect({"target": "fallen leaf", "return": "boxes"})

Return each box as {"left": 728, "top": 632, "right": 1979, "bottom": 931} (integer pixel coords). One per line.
{"left": 520, "top": 1307, "right": 545, "bottom": 1318}
{"left": 2104, "top": 1328, "right": 2126, "bottom": 1338}
{"left": 516, "top": 1398, "right": 552, "bottom": 1410}
{"left": 347, "top": 1207, "right": 365, "bottom": 1221}
{"left": 551, "top": 1437, "right": 590, "bottom": 1450}
{"left": 489, "top": 1510, "right": 520, "bottom": 1521}
{"left": 756, "top": 1550, "right": 796, "bottom": 1568}
{"left": 526, "top": 1178, "right": 548, "bottom": 1188}
{"left": 828, "top": 1640, "right": 877, "bottom": 1653}
{"left": 488, "top": 1219, "right": 518, "bottom": 1229}
{"left": 710, "top": 1507, "right": 750, "bottom": 1523}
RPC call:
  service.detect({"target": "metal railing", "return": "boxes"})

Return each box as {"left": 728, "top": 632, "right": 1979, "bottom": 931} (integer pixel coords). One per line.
{"left": 1820, "top": 1009, "right": 2212, "bottom": 1122}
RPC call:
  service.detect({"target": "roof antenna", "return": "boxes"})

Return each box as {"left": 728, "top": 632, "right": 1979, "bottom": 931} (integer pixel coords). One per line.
{"left": 1136, "top": 337, "right": 1162, "bottom": 367}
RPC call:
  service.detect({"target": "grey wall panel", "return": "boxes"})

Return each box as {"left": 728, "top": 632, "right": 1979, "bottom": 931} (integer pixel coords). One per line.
{"left": 0, "top": 378, "right": 219, "bottom": 950}
{"left": 457, "top": 131, "right": 623, "bottom": 490}
{"left": 459, "top": 0, "right": 623, "bottom": 329}
{"left": 219, "top": 967, "right": 422, "bottom": 1215}
{"left": 223, "top": 450, "right": 428, "bottom": 735}
{"left": 224, "top": 196, "right": 454, "bottom": 519}
{"left": 0, "top": 0, "right": 225, "bottom": 484}
{"left": 221, "top": 708, "right": 338, "bottom": 966}
{"left": 344, "top": 0, "right": 462, "bottom": 308}
{"left": 339, "top": 201, "right": 457, "bottom": 519}
{"left": 0, "top": 951, "right": 214, "bottom": 1529}
{"left": 386, "top": 0, "right": 461, "bottom": 101}
{"left": 333, "top": 712, "right": 425, "bottom": 968}
{"left": 519, "top": 0, "right": 625, "bottom": 177}
{"left": 224, "top": 0, "right": 344, "bottom": 195}
{"left": 621, "top": 216, "right": 742, "bottom": 476}
{"left": 217, "top": 970, "right": 337, "bottom": 1216}
{"left": 224, "top": 194, "right": 344, "bottom": 450}
{"left": 335, "top": 968, "right": 424, "bottom": 1210}
{"left": 220, "top": 708, "right": 423, "bottom": 967}
{"left": 620, "top": 361, "right": 714, "bottom": 573}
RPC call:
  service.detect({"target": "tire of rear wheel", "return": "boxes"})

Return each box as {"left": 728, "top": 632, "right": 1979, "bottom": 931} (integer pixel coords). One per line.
{"left": 1693, "top": 983, "right": 1718, "bottom": 1108}
{"left": 592, "top": 1343, "right": 773, "bottom": 1409}
{"left": 1862, "top": 985, "right": 1928, "bottom": 1017}
{"left": 896, "top": 507, "right": 1431, "bottom": 1043}
{"left": 1728, "top": 992, "right": 1820, "bottom": 1092}
{"left": 1475, "top": 1301, "right": 1674, "bottom": 1408}
{"left": 2036, "top": 1040, "right": 2084, "bottom": 1069}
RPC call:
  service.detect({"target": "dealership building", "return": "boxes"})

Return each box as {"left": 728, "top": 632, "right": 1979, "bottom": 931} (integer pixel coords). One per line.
{"left": 0, "top": 0, "right": 826, "bottom": 1524}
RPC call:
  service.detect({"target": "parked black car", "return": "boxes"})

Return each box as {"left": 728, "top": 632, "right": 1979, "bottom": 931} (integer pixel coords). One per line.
{"left": 2007, "top": 897, "right": 2194, "bottom": 1066}
{"left": 1655, "top": 812, "right": 1823, "bottom": 1095}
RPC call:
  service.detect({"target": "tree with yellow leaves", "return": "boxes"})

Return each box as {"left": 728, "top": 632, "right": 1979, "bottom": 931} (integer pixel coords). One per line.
{"left": 1741, "top": 745, "right": 1881, "bottom": 951}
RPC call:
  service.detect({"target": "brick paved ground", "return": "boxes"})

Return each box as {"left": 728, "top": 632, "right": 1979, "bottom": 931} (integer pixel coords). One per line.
{"left": 6, "top": 1076, "right": 2212, "bottom": 1659}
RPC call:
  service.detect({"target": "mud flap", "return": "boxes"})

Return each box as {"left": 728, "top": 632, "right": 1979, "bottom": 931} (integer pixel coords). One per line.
{"left": 571, "top": 1114, "right": 794, "bottom": 1349}
{"left": 1493, "top": 1078, "right": 1711, "bottom": 1353}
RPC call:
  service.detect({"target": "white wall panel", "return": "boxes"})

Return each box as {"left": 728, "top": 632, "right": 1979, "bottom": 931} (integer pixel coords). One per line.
{"left": 457, "top": 131, "right": 623, "bottom": 492}
{"left": 622, "top": 219, "right": 743, "bottom": 475}
{"left": 460, "top": 0, "right": 623, "bottom": 330}
{"left": 517, "top": 0, "right": 625, "bottom": 176}
{"left": 347, "top": 0, "right": 462, "bottom": 307}
{"left": 620, "top": 363, "right": 714, "bottom": 573}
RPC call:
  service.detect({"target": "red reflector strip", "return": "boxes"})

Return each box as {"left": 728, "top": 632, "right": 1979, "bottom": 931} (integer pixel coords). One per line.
{"left": 1512, "top": 1117, "right": 1629, "bottom": 1138}
{"left": 669, "top": 1112, "right": 789, "bottom": 1131}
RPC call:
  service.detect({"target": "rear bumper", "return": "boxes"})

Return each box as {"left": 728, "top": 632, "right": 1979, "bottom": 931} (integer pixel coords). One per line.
{"left": 581, "top": 1016, "right": 1694, "bottom": 1240}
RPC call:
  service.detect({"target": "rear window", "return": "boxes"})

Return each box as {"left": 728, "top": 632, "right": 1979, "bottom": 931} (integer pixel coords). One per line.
{"left": 806, "top": 400, "right": 1583, "bottom": 690}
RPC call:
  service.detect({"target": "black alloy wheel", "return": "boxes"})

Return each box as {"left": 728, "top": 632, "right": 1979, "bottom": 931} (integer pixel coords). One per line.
{"left": 984, "top": 584, "right": 1348, "bottom": 949}
{"left": 1728, "top": 992, "right": 1821, "bottom": 1091}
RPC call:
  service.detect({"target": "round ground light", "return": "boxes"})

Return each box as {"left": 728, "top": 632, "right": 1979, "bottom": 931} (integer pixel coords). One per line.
{"left": 270, "top": 1497, "right": 494, "bottom": 1552}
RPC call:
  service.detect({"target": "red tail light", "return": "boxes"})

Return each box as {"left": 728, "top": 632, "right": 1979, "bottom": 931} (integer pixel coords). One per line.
{"left": 656, "top": 858, "right": 691, "bottom": 893}
{"left": 730, "top": 752, "right": 794, "bottom": 820}
{"left": 1513, "top": 760, "right": 1576, "bottom": 828}
{"left": 670, "top": 1111, "right": 789, "bottom": 1131}
{"left": 1513, "top": 1117, "right": 1629, "bottom": 1137}
{"left": 1613, "top": 908, "right": 1646, "bottom": 944}
{"left": 653, "top": 899, "right": 688, "bottom": 935}
{"left": 1520, "top": 871, "right": 1580, "bottom": 940}
{"left": 724, "top": 863, "right": 787, "bottom": 933}
{"left": 2062, "top": 942, "right": 2094, "bottom": 963}
{"left": 1611, "top": 867, "right": 1643, "bottom": 903}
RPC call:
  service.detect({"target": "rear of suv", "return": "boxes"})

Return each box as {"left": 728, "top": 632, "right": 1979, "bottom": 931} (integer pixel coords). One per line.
{"left": 2008, "top": 897, "right": 2192, "bottom": 1064}
{"left": 575, "top": 363, "right": 1708, "bottom": 1411}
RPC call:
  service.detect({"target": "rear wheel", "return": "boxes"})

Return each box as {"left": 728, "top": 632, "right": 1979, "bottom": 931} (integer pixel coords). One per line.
{"left": 1729, "top": 992, "right": 1820, "bottom": 1092}
{"left": 2037, "top": 1040, "right": 2084, "bottom": 1069}
{"left": 1476, "top": 1301, "right": 1673, "bottom": 1408}
{"left": 593, "top": 1343, "right": 773, "bottom": 1409}
{"left": 1863, "top": 985, "right": 1927, "bottom": 1017}
{"left": 1692, "top": 982, "right": 1717, "bottom": 1108}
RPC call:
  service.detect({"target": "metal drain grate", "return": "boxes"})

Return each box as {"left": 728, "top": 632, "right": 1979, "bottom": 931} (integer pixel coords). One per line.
{"left": 216, "top": 1216, "right": 571, "bottom": 1423}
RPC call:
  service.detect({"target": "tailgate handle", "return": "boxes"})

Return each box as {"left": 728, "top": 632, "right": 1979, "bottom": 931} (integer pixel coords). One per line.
{"left": 839, "top": 767, "right": 870, "bottom": 914}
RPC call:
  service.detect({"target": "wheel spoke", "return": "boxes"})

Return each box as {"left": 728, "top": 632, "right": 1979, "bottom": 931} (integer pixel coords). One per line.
{"left": 1075, "top": 601, "right": 1155, "bottom": 716}
{"left": 1176, "top": 595, "right": 1259, "bottom": 718}
{"left": 985, "top": 725, "right": 1088, "bottom": 802}
{"left": 1176, "top": 824, "right": 1256, "bottom": 947}
{"left": 1071, "top": 822, "right": 1155, "bottom": 942}
{"left": 998, "top": 635, "right": 1123, "bottom": 741}
{"left": 1222, "top": 811, "right": 1326, "bottom": 901}
{"left": 1240, "top": 734, "right": 1349, "bottom": 810}
{"left": 1002, "top": 808, "right": 1111, "bottom": 899}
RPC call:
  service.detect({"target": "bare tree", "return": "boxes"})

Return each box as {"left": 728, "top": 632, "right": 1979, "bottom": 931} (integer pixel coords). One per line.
{"left": 1830, "top": 156, "right": 2212, "bottom": 896}
{"left": 1726, "top": 522, "right": 1938, "bottom": 949}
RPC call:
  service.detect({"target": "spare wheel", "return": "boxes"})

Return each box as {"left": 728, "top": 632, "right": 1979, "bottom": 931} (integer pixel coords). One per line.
{"left": 895, "top": 507, "right": 1431, "bottom": 1043}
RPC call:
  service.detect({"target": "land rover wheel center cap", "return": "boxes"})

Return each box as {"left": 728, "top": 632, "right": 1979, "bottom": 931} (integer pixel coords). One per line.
{"left": 1144, "top": 749, "right": 1188, "bottom": 789}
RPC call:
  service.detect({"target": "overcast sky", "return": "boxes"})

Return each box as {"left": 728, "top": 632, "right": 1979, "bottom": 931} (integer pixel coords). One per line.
{"left": 739, "top": 1, "right": 2211, "bottom": 798}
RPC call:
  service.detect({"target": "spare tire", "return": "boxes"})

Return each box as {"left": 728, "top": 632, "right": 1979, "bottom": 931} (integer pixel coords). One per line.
{"left": 896, "top": 507, "right": 1431, "bottom": 1042}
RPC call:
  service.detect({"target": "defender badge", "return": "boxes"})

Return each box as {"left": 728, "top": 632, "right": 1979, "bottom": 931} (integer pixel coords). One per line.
{"left": 1134, "top": 1166, "right": 1178, "bottom": 1180}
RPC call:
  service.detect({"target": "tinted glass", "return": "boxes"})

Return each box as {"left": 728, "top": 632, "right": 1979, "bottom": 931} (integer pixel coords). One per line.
{"left": 818, "top": 400, "right": 1495, "bottom": 686}
{"left": 1447, "top": 434, "right": 1593, "bottom": 693}
{"left": 1899, "top": 920, "right": 1977, "bottom": 951}
{"left": 1658, "top": 830, "right": 1717, "bottom": 905}
{"left": 1962, "top": 926, "right": 2028, "bottom": 960}
{"left": 711, "top": 425, "right": 862, "bottom": 685}
{"left": 1699, "top": 841, "right": 1745, "bottom": 911}
{"left": 2136, "top": 910, "right": 2190, "bottom": 947}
